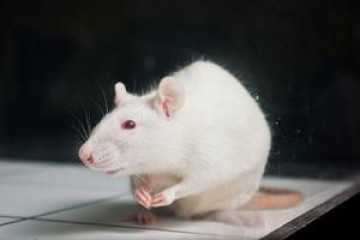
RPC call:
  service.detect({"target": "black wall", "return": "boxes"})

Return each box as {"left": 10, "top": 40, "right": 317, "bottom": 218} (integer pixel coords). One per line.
{"left": 0, "top": 0, "right": 359, "bottom": 177}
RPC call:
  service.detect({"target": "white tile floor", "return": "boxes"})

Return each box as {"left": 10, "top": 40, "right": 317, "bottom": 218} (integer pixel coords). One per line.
{"left": 0, "top": 159, "right": 354, "bottom": 239}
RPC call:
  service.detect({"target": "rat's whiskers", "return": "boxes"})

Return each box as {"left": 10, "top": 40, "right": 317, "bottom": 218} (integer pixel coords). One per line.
{"left": 90, "top": 97, "right": 105, "bottom": 118}
{"left": 94, "top": 79, "right": 109, "bottom": 114}
{"left": 67, "top": 110, "right": 88, "bottom": 141}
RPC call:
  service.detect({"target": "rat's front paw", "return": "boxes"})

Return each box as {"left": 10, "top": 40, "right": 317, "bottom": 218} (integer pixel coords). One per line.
{"left": 151, "top": 188, "right": 176, "bottom": 207}
{"left": 134, "top": 183, "right": 152, "bottom": 209}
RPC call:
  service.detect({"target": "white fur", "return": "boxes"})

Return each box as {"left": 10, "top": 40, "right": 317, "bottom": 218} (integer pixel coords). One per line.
{"left": 79, "top": 60, "right": 271, "bottom": 217}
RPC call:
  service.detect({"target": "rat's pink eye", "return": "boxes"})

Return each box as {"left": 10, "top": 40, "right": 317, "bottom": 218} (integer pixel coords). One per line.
{"left": 121, "top": 120, "right": 136, "bottom": 130}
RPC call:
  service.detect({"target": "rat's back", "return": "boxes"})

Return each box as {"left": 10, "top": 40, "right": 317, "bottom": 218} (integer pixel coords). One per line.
{"left": 169, "top": 61, "right": 271, "bottom": 216}
{"left": 172, "top": 60, "right": 270, "bottom": 166}
{"left": 172, "top": 61, "right": 263, "bottom": 125}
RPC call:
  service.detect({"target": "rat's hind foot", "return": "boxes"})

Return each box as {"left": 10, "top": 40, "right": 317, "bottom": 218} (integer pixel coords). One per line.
{"left": 136, "top": 209, "right": 157, "bottom": 225}
{"left": 123, "top": 208, "right": 157, "bottom": 225}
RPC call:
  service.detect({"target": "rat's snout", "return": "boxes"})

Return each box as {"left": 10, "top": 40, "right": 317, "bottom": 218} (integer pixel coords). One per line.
{"left": 79, "top": 143, "right": 94, "bottom": 165}
{"left": 78, "top": 140, "right": 123, "bottom": 175}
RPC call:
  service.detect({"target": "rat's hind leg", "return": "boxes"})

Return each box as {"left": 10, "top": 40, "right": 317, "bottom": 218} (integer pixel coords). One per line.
{"left": 123, "top": 207, "right": 157, "bottom": 225}
{"left": 135, "top": 207, "right": 157, "bottom": 225}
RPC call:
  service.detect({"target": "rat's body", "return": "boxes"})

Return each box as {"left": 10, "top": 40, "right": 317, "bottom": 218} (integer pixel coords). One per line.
{"left": 79, "top": 61, "right": 299, "bottom": 225}
{"left": 133, "top": 61, "right": 270, "bottom": 217}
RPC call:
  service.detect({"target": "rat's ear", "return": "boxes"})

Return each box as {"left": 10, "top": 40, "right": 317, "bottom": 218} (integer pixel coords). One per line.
{"left": 155, "top": 77, "right": 184, "bottom": 118}
{"left": 114, "top": 82, "right": 127, "bottom": 106}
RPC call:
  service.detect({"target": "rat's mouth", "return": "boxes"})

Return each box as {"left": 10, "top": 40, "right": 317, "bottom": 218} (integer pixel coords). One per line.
{"left": 106, "top": 169, "right": 119, "bottom": 174}
{"left": 105, "top": 168, "right": 124, "bottom": 176}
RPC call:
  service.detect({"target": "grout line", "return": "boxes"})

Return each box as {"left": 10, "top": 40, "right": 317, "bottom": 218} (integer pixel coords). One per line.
{"left": 0, "top": 215, "right": 24, "bottom": 219}
{"left": 0, "top": 218, "right": 27, "bottom": 227}
{"left": 29, "top": 195, "right": 120, "bottom": 219}
{"left": 31, "top": 218, "right": 233, "bottom": 238}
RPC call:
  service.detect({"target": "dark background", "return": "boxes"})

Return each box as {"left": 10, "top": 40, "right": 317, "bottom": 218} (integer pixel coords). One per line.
{"left": 0, "top": 0, "right": 359, "bottom": 178}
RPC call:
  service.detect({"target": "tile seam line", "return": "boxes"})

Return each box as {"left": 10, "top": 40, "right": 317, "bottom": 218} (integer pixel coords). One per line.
{"left": 28, "top": 194, "right": 121, "bottom": 219}
{"left": 33, "top": 218, "right": 238, "bottom": 238}
{"left": 0, "top": 190, "right": 130, "bottom": 219}
{"left": 0, "top": 215, "right": 24, "bottom": 218}
{"left": 0, "top": 215, "right": 234, "bottom": 238}
{"left": 0, "top": 219, "right": 27, "bottom": 227}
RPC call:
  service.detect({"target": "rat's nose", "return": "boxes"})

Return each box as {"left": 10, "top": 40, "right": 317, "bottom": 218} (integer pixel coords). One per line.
{"left": 83, "top": 154, "right": 94, "bottom": 164}
{"left": 79, "top": 144, "right": 94, "bottom": 164}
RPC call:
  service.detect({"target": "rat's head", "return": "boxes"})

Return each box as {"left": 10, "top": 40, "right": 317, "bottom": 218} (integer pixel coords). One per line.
{"left": 78, "top": 77, "right": 184, "bottom": 177}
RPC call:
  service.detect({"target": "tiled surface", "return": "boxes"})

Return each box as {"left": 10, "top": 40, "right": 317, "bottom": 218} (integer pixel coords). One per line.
{"left": 0, "top": 183, "right": 118, "bottom": 217}
{"left": 0, "top": 160, "right": 56, "bottom": 178}
{"left": 0, "top": 160, "right": 355, "bottom": 239}
{"left": 39, "top": 177, "right": 352, "bottom": 238}
{"left": 40, "top": 197, "right": 249, "bottom": 238}
{"left": 0, "top": 220, "right": 218, "bottom": 240}
{"left": 0, "top": 159, "right": 129, "bottom": 191}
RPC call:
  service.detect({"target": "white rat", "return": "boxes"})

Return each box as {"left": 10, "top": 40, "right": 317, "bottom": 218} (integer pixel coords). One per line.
{"left": 78, "top": 60, "right": 302, "bottom": 225}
